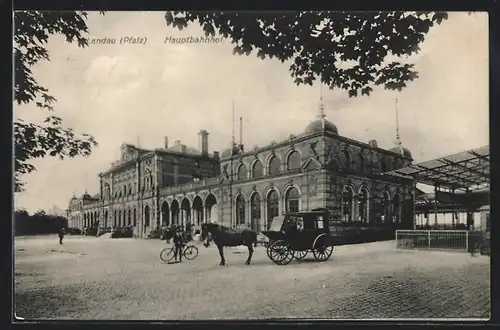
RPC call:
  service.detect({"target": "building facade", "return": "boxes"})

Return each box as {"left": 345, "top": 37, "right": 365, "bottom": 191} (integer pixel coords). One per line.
{"left": 67, "top": 108, "right": 416, "bottom": 238}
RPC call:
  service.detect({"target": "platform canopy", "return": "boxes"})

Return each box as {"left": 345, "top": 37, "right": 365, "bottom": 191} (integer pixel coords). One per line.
{"left": 384, "top": 145, "right": 490, "bottom": 192}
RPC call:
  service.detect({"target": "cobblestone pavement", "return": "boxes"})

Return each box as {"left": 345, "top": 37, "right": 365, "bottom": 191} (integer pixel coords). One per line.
{"left": 14, "top": 236, "right": 490, "bottom": 320}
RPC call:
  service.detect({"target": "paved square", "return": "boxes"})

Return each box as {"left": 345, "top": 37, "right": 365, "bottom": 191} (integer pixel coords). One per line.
{"left": 14, "top": 235, "right": 490, "bottom": 320}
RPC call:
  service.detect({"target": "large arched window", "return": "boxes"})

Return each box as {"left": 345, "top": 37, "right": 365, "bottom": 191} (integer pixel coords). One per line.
{"left": 113, "top": 211, "right": 117, "bottom": 227}
{"left": 266, "top": 190, "right": 280, "bottom": 230}
{"left": 133, "top": 209, "right": 137, "bottom": 226}
{"left": 237, "top": 164, "right": 248, "bottom": 180}
{"left": 250, "top": 193, "right": 261, "bottom": 232}
{"left": 285, "top": 187, "right": 300, "bottom": 213}
{"left": 144, "top": 205, "right": 150, "bottom": 227}
{"left": 341, "top": 186, "right": 354, "bottom": 222}
{"left": 161, "top": 201, "right": 170, "bottom": 227}
{"left": 392, "top": 193, "right": 401, "bottom": 223}
{"left": 268, "top": 156, "right": 281, "bottom": 175}
{"left": 236, "top": 194, "right": 246, "bottom": 225}
{"left": 128, "top": 209, "right": 132, "bottom": 226}
{"left": 252, "top": 160, "right": 264, "bottom": 178}
{"left": 380, "top": 158, "right": 389, "bottom": 173}
{"left": 381, "top": 191, "right": 391, "bottom": 223}
{"left": 287, "top": 151, "right": 301, "bottom": 170}
{"left": 342, "top": 149, "right": 352, "bottom": 171}
{"left": 358, "top": 188, "right": 369, "bottom": 223}
{"left": 357, "top": 153, "right": 366, "bottom": 173}
{"left": 118, "top": 210, "right": 122, "bottom": 227}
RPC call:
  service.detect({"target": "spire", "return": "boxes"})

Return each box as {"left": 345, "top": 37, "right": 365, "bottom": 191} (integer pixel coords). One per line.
{"left": 231, "top": 100, "right": 236, "bottom": 148}
{"left": 318, "top": 83, "right": 326, "bottom": 120}
{"left": 394, "top": 98, "right": 402, "bottom": 146}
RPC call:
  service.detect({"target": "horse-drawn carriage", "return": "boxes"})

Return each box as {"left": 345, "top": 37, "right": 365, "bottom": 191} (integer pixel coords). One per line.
{"left": 262, "top": 209, "right": 335, "bottom": 265}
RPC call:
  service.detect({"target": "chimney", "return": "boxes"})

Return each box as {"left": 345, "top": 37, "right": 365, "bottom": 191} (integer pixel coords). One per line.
{"left": 181, "top": 145, "right": 187, "bottom": 153}
{"left": 175, "top": 140, "right": 181, "bottom": 146}
{"left": 213, "top": 151, "right": 219, "bottom": 159}
{"left": 164, "top": 136, "right": 169, "bottom": 149}
{"left": 198, "top": 130, "right": 209, "bottom": 156}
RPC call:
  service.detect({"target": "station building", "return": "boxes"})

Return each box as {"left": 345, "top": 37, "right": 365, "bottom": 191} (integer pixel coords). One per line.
{"left": 67, "top": 102, "right": 416, "bottom": 238}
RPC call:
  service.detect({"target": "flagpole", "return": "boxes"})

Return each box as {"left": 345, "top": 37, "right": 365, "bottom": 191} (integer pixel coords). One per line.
{"left": 229, "top": 100, "right": 235, "bottom": 228}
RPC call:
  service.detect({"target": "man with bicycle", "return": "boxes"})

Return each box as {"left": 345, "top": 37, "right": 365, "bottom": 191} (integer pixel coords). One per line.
{"left": 173, "top": 226, "right": 186, "bottom": 263}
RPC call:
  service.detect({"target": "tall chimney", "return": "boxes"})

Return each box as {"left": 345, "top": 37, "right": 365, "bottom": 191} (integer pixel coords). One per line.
{"left": 238, "top": 117, "right": 244, "bottom": 152}
{"left": 199, "top": 130, "right": 209, "bottom": 156}
{"left": 164, "top": 136, "right": 169, "bottom": 149}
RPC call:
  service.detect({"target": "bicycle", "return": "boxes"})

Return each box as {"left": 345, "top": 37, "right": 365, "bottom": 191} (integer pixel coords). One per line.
{"left": 160, "top": 243, "right": 199, "bottom": 262}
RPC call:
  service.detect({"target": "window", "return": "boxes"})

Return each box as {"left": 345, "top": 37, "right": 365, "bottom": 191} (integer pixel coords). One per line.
{"left": 268, "top": 156, "right": 281, "bottom": 175}
{"left": 287, "top": 151, "right": 301, "bottom": 170}
{"left": 285, "top": 187, "right": 300, "bottom": 213}
{"left": 237, "top": 164, "right": 248, "bottom": 180}
{"left": 253, "top": 160, "right": 263, "bottom": 178}
{"left": 236, "top": 194, "right": 246, "bottom": 225}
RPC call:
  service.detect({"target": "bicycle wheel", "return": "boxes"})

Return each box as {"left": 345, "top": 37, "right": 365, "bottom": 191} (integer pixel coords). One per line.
{"left": 160, "top": 247, "right": 175, "bottom": 262}
{"left": 183, "top": 245, "right": 199, "bottom": 261}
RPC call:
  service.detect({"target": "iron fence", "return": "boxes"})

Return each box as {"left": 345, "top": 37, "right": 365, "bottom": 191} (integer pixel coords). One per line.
{"left": 395, "top": 230, "right": 470, "bottom": 252}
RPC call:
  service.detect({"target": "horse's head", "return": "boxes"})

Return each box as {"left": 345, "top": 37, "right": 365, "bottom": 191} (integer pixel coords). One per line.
{"left": 201, "top": 223, "right": 218, "bottom": 241}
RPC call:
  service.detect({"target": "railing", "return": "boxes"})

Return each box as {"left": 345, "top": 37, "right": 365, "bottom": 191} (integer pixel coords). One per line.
{"left": 395, "top": 230, "right": 469, "bottom": 252}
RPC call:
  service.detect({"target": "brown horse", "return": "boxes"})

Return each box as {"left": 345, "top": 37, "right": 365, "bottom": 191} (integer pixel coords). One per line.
{"left": 201, "top": 223, "right": 257, "bottom": 266}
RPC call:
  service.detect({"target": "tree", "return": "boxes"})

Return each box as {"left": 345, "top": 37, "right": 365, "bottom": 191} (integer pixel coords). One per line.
{"left": 165, "top": 11, "right": 448, "bottom": 96}
{"left": 14, "top": 11, "right": 98, "bottom": 192}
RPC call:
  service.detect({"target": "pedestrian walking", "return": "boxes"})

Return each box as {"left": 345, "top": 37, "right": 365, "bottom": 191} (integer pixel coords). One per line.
{"left": 59, "top": 227, "right": 66, "bottom": 245}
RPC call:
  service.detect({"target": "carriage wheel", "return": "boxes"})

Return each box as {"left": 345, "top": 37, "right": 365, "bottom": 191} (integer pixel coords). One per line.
{"left": 292, "top": 250, "right": 308, "bottom": 260}
{"left": 268, "top": 240, "right": 293, "bottom": 266}
{"left": 312, "top": 236, "right": 334, "bottom": 262}
{"left": 266, "top": 240, "right": 276, "bottom": 259}
{"left": 183, "top": 245, "right": 199, "bottom": 261}
{"left": 160, "top": 247, "right": 175, "bottom": 262}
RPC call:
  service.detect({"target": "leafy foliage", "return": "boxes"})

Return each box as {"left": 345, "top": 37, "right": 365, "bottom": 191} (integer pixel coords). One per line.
{"left": 14, "top": 209, "right": 68, "bottom": 236}
{"left": 13, "top": 11, "right": 98, "bottom": 192}
{"left": 165, "top": 11, "right": 448, "bottom": 97}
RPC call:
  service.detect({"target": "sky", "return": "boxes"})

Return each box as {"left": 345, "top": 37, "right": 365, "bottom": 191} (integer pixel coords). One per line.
{"left": 14, "top": 11, "right": 489, "bottom": 213}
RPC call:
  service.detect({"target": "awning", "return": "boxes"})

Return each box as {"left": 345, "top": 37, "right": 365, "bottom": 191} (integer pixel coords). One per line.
{"left": 384, "top": 145, "right": 490, "bottom": 192}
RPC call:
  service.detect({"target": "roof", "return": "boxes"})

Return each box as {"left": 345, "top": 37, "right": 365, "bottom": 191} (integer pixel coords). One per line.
{"left": 384, "top": 145, "right": 489, "bottom": 192}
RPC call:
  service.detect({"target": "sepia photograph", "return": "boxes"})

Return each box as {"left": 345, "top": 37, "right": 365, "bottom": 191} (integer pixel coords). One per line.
{"left": 13, "top": 11, "right": 490, "bottom": 321}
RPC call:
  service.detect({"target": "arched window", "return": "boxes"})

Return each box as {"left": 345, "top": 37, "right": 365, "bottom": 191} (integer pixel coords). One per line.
{"left": 285, "top": 187, "right": 300, "bottom": 213}
{"left": 380, "top": 156, "right": 388, "bottom": 173}
{"left": 128, "top": 209, "right": 132, "bottom": 226}
{"left": 113, "top": 211, "right": 117, "bottom": 227}
{"left": 252, "top": 160, "right": 263, "bottom": 178}
{"left": 250, "top": 193, "right": 261, "bottom": 232}
{"left": 358, "top": 188, "right": 369, "bottom": 223}
{"left": 237, "top": 164, "right": 247, "bottom": 180}
{"left": 341, "top": 186, "right": 354, "bottom": 222}
{"left": 342, "top": 149, "right": 352, "bottom": 170}
{"left": 236, "top": 194, "right": 246, "bottom": 225}
{"left": 123, "top": 185, "right": 126, "bottom": 197}
{"left": 268, "top": 156, "right": 281, "bottom": 175}
{"left": 128, "top": 184, "right": 132, "bottom": 196}
{"left": 144, "top": 205, "right": 150, "bottom": 227}
{"left": 357, "top": 153, "right": 366, "bottom": 173}
{"left": 287, "top": 151, "right": 301, "bottom": 170}
{"left": 266, "top": 190, "right": 280, "bottom": 229}
{"left": 118, "top": 210, "right": 122, "bottom": 227}
{"left": 381, "top": 191, "right": 391, "bottom": 223}
{"left": 133, "top": 209, "right": 137, "bottom": 226}
{"left": 392, "top": 193, "right": 401, "bottom": 223}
